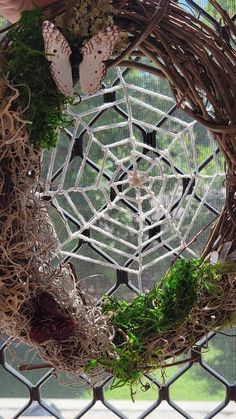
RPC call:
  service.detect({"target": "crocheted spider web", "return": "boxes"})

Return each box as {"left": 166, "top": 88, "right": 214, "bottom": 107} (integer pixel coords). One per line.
{"left": 42, "top": 67, "right": 225, "bottom": 291}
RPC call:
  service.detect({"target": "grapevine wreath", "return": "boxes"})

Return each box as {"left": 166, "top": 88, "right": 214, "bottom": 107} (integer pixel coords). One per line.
{"left": 0, "top": 0, "right": 236, "bottom": 391}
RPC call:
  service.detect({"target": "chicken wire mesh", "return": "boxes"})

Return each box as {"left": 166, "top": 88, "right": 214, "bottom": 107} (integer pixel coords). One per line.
{"left": 0, "top": 0, "right": 236, "bottom": 418}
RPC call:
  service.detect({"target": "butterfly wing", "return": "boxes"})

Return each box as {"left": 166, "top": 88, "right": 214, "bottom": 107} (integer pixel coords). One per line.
{"left": 42, "top": 21, "right": 74, "bottom": 97}
{"left": 79, "top": 26, "right": 120, "bottom": 95}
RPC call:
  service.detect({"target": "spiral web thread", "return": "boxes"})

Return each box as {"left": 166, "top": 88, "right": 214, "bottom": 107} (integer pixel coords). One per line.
{"left": 42, "top": 67, "right": 225, "bottom": 290}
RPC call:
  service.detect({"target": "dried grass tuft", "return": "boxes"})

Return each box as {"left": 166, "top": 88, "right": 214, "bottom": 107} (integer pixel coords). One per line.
{"left": 0, "top": 77, "right": 113, "bottom": 378}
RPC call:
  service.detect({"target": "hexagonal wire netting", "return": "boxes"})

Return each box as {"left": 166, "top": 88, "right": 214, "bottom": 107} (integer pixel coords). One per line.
{"left": 0, "top": 1, "right": 236, "bottom": 418}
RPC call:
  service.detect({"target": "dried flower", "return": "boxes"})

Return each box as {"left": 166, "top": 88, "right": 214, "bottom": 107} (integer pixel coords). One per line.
{"left": 64, "top": 0, "right": 115, "bottom": 39}
{"left": 29, "top": 319, "right": 56, "bottom": 344}
{"left": 53, "top": 317, "right": 76, "bottom": 341}
{"left": 36, "top": 292, "right": 60, "bottom": 317}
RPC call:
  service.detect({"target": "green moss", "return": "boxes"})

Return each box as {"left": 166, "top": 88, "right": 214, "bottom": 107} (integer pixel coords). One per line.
{"left": 6, "top": 9, "right": 71, "bottom": 149}
{"left": 85, "top": 259, "right": 236, "bottom": 387}
{"left": 103, "top": 259, "right": 204, "bottom": 341}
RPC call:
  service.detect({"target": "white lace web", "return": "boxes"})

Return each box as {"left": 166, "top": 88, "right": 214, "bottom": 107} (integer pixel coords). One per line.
{"left": 42, "top": 67, "right": 225, "bottom": 290}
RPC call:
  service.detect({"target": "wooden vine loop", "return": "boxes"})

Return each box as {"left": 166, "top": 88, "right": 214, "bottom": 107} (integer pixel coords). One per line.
{"left": 0, "top": 0, "right": 236, "bottom": 386}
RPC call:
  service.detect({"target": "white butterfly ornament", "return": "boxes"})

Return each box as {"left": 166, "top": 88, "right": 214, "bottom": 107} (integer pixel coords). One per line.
{"left": 42, "top": 21, "right": 120, "bottom": 97}
{"left": 79, "top": 26, "right": 120, "bottom": 95}
{"left": 42, "top": 21, "right": 74, "bottom": 97}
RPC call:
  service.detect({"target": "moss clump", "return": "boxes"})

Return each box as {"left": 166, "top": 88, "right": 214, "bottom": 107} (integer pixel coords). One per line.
{"left": 6, "top": 9, "right": 71, "bottom": 149}
{"left": 103, "top": 259, "right": 210, "bottom": 340}
{"left": 86, "top": 259, "right": 236, "bottom": 387}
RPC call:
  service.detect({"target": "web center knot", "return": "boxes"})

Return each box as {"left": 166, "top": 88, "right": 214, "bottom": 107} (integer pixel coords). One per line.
{"left": 128, "top": 170, "right": 149, "bottom": 188}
